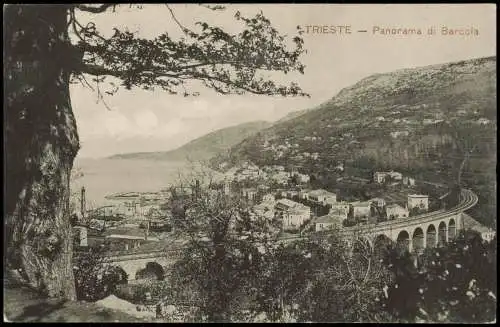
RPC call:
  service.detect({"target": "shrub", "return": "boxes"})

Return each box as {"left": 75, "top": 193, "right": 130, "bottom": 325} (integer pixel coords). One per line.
{"left": 74, "top": 246, "right": 128, "bottom": 301}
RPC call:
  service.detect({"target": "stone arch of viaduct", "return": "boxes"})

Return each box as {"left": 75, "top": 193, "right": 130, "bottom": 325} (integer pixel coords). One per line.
{"left": 105, "top": 250, "right": 181, "bottom": 281}
{"left": 350, "top": 214, "right": 461, "bottom": 254}
{"left": 343, "top": 188, "right": 477, "bottom": 254}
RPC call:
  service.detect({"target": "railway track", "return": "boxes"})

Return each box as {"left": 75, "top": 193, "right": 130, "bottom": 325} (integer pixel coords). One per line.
{"left": 77, "top": 188, "right": 477, "bottom": 261}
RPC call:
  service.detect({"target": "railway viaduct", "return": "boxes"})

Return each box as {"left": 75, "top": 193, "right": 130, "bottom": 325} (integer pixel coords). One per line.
{"left": 81, "top": 188, "right": 478, "bottom": 279}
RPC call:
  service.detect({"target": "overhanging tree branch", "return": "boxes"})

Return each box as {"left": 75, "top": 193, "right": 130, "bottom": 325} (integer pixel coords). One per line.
{"left": 76, "top": 4, "right": 116, "bottom": 13}
{"left": 71, "top": 9, "right": 308, "bottom": 97}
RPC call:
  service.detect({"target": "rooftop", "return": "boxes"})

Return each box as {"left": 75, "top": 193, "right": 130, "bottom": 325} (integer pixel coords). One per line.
{"left": 408, "top": 194, "right": 428, "bottom": 198}
{"left": 102, "top": 227, "right": 163, "bottom": 241}
{"left": 386, "top": 203, "right": 407, "bottom": 210}
{"left": 308, "top": 189, "right": 336, "bottom": 197}
{"left": 315, "top": 214, "right": 344, "bottom": 224}
{"left": 350, "top": 201, "right": 371, "bottom": 207}
{"left": 276, "top": 198, "right": 308, "bottom": 210}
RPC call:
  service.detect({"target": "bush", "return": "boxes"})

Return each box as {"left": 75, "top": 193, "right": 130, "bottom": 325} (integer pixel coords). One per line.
{"left": 74, "top": 246, "right": 128, "bottom": 302}
{"left": 342, "top": 219, "right": 357, "bottom": 227}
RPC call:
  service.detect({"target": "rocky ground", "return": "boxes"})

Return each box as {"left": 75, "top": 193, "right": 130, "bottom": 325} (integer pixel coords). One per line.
{"left": 3, "top": 281, "right": 148, "bottom": 323}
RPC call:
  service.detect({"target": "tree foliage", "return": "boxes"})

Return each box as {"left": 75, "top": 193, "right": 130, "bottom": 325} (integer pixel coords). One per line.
{"left": 70, "top": 4, "right": 308, "bottom": 97}
{"left": 156, "top": 171, "right": 275, "bottom": 321}
{"left": 385, "top": 229, "right": 497, "bottom": 323}
{"left": 4, "top": 3, "right": 309, "bottom": 300}
{"left": 73, "top": 243, "right": 128, "bottom": 302}
{"left": 139, "top": 174, "right": 497, "bottom": 323}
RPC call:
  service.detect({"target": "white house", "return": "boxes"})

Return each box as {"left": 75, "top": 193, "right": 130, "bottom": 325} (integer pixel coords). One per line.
{"left": 370, "top": 198, "right": 386, "bottom": 208}
{"left": 308, "top": 189, "right": 337, "bottom": 206}
{"left": 481, "top": 230, "right": 496, "bottom": 243}
{"left": 329, "top": 202, "right": 350, "bottom": 219}
{"left": 351, "top": 201, "right": 371, "bottom": 220}
{"left": 315, "top": 214, "right": 344, "bottom": 232}
{"left": 402, "top": 176, "right": 416, "bottom": 186}
{"left": 476, "top": 118, "right": 491, "bottom": 125}
{"left": 407, "top": 194, "right": 429, "bottom": 211}
{"left": 374, "top": 172, "right": 386, "bottom": 184}
{"left": 282, "top": 190, "right": 300, "bottom": 199}
{"left": 299, "top": 189, "right": 312, "bottom": 201}
{"left": 374, "top": 171, "right": 402, "bottom": 183}
{"left": 388, "top": 171, "right": 403, "bottom": 180}
{"left": 275, "top": 199, "right": 311, "bottom": 231}
{"left": 386, "top": 204, "right": 409, "bottom": 220}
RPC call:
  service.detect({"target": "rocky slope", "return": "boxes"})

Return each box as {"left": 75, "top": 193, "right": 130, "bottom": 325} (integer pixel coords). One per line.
{"left": 214, "top": 56, "right": 497, "bottom": 226}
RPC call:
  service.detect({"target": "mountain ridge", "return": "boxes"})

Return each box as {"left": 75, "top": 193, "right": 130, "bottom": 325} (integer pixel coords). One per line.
{"left": 108, "top": 120, "right": 272, "bottom": 161}
{"left": 212, "top": 55, "right": 496, "bottom": 227}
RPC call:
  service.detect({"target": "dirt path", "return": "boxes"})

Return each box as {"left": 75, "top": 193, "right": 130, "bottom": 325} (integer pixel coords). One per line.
{"left": 4, "top": 284, "right": 147, "bottom": 322}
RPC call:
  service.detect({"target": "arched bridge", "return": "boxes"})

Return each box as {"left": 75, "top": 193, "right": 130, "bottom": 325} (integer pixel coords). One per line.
{"left": 74, "top": 247, "right": 184, "bottom": 281}
{"left": 282, "top": 188, "right": 478, "bottom": 253}
{"left": 103, "top": 248, "right": 184, "bottom": 280}
{"left": 77, "top": 189, "right": 477, "bottom": 277}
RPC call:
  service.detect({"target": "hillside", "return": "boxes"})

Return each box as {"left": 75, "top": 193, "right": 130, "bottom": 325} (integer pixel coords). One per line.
{"left": 275, "top": 108, "right": 312, "bottom": 123}
{"left": 108, "top": 120, "right": 271, "bottom": 162}
{"left": 214, "top": 56, "right": 497, "bottom": 227}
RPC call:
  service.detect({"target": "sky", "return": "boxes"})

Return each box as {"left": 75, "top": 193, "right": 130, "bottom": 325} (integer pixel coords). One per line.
{"left": 71, "top": 4, "right": 496, "bottom": 158}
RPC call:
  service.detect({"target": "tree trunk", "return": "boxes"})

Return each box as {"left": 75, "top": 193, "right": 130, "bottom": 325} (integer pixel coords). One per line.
{"left": 4, "top": 5, "right": 79, "bottom": 300}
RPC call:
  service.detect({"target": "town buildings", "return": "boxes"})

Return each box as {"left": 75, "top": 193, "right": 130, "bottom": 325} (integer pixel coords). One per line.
{"left": 299, "top": 188, "right": 312, "bottom": 201}
{"left": 407, "top": 194, "right": 429, "bottom": 212}
{"left": 350, "top": 201, "right": 371, "bottom": 222}
{"left": 315, "top": 214, "right": 344, "bottom": 232}
{"left": 329, "top": 202, "right": 350, "bottom": 219}
{"left": 291, "top": 172, "right": 310, "bottom": 184}
{"left": 307, "top": 189, "right": 337, "bottom": 206}
{"left": 370, "top": 197, "right": 386, "bottom": 208}
{"left": 402, "top": 176, "right": 416, "bottom": 186}
{"left": 386, "top": 204, "right": 409, "bottom": 220}
{"left": 275, "top": 198, "right": 311, "bottom": 231}
{"left": 373, "top": 171, "right": 403, "bottom": 184}
{"left": 374, "top": 172, "right": 387, "bottom": 184}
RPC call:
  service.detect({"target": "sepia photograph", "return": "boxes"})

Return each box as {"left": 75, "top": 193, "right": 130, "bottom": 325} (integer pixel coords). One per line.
{"left": 3, "top": 3, "right": 497, "bottom": 323}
